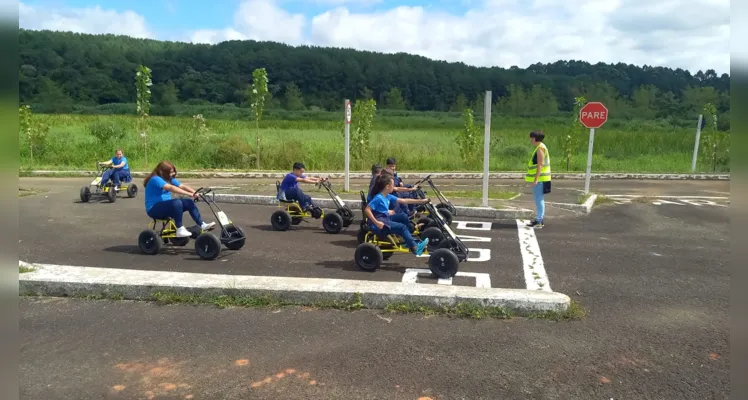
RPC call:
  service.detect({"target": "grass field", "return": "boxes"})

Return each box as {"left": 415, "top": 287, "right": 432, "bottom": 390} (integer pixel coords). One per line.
{"left": 18, "top": 111, "right": 730, "bottom": 173}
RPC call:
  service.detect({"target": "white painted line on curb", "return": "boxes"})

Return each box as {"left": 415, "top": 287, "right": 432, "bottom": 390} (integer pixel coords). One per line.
{"left": 401, "top": 268, "right": 492, "bottom": 288}
{"left": 604, "top": 195, "right": 729, "bottom": 199}
{"left": 516, "top": 220, "right": 552, "bottom": 292}
{"left": 20, "top": 261, "right": 567, "bottom": 311}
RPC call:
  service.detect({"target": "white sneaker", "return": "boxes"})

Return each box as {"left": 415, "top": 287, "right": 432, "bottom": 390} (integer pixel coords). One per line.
{"left": 201, "top": 221, "right": 216, "bottom": 230}
{"left": 176, "top": 226, "right": 192, "bottom": 237}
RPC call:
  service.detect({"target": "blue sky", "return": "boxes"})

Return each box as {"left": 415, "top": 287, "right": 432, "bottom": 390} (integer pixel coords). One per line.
{"left": 15, "top": 0, "right": 731, "bottom": 74}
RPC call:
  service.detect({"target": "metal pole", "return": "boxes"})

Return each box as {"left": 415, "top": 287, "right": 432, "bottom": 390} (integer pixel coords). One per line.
{"left": 482, "top": 91, "right": 492, "bottom": 207}
{"left": 691, "top": 114, "right": 703, "bottom": 173}
{"left": 584, "top": 128, "right": 595, "bottom": 194}
{"left": 344, "top": 99, "right": 350, "bottom": 191}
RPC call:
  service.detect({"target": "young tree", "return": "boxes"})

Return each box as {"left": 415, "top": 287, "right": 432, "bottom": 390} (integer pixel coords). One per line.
{"left": 250, "top": 68, "right": 269, "bottom": 169}
{"left": 135, "top": 65, "right": 152, "bottom": 167}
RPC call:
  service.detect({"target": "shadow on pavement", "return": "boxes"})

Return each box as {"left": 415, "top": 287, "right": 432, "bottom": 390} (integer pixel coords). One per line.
{"left": 315, "top": 259, "right": 406, "bottom": 275}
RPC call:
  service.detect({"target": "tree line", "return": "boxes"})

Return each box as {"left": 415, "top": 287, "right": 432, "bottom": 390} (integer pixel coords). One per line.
{"left": 19, "top": 29, "right": 730, "bottom": 127}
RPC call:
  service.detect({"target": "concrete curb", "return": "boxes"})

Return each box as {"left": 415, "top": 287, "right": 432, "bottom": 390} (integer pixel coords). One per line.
{"left": 211, "top": 193, "right": 535, "bottom": 220}
{"left": 20, "top": 170, "right": 730, "bottom": 180}
{"left": 18, "top": 261, "right": 571, "bottom": 314}
{"left": 546, "top": 194, "right": 599, "bottom": 215}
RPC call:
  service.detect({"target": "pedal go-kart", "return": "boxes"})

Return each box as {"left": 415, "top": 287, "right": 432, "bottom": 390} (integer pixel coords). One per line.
{"left": 354, "top": 199, "right": 470, "bottom": 279}
{"left": 137, "top": 187, "right": 246, "bottom": 260}
{"left": 80, "top": 162, "right": 138, "bottom": 203}
{"left": 356, "top": 190, "right": 435, "bottom": 245}
{"left": 270, "top": 179, "right": 355, "bottom": 234}
{"left": 410, "top": 174, "right": 456, "bottom": 226}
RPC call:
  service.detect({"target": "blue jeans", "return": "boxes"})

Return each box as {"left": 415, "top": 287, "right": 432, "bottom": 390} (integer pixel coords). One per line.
{"left": 285, "top": 187, "right": 313, "bottom": 210}
{"left": 147, "top": 199, "right": 203, "bottom": 228}
{"left": 390, "top": 212, "right": 410, "bottom": 226}
{"left": 101, "top": 169, "right": 129, "bottom": 187}
{"left": 532, "top": 183, "right": 545, "bottom": 222}
{"left": 393, "top": 190, "right": 415, "bottom": 214}
{"left": 372, "top": 221, "right": 416, "bottom": 249}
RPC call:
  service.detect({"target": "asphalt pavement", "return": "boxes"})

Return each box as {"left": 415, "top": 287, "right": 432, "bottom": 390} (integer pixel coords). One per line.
{"left": 18, "top": 176, "right": 730, "bottom": 399}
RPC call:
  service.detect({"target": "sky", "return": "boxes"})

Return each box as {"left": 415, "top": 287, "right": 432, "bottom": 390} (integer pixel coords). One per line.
{"left": 9, "top": 0, "right": 731, "bottom": 75}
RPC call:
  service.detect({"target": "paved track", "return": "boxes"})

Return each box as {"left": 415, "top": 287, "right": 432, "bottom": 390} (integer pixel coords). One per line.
{"left": 19, "top": 177, "right": 730, "bottom": 399}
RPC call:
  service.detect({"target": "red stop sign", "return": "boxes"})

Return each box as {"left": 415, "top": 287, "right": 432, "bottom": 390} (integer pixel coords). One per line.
{"left": 579, "top": 102, "right": 608, "bottom": 129}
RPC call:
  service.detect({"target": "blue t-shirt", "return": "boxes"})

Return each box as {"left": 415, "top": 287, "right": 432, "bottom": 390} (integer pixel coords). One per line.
{"left": 112, "top": 156, "right": 129, "bottom": 171}
{"left": 368, "top": 193, "right": 398, "bottom": 218}
{"left": 145, "top": 176, "right": 181, "bottom": 212}
{"left": 280, "top": 173, "right": 305, "bottom": 191}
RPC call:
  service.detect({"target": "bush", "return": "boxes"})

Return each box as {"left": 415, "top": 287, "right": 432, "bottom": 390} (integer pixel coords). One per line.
{"left": 88, "top": 120, "right": 126, "bottom": 143}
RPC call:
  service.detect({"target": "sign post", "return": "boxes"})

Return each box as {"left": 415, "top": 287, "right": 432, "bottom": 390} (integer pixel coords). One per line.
{"left": 344, "top": 99, "right": 352, "bottom": 191}
{"left": 482, "top": 91, "right": 491, "bottom": 207}
{"left": 691, "top": 114, "right": 703, "bottom": 173}
{"left": 579, "top": 102, "right": 608, "bottom": 194}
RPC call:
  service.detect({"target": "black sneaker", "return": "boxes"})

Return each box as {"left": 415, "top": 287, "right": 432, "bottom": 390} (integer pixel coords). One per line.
{"left": 526, "top": 219, "right": 544, "bottom": 229}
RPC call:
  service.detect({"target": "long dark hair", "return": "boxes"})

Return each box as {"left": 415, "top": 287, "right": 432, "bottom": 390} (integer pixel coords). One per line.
{"left": 371, "top": 173, "right": 393, "bottom": 196}
{"left": 144, "top": 160, "right": 176, "bottom": 186}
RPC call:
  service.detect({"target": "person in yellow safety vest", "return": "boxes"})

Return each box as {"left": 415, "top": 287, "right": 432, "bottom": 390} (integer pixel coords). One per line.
{"left": 525, "top": 131, "right": 551, "bottom": 228}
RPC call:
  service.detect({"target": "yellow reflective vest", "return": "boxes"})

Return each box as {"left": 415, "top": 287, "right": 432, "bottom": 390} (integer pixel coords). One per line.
{"left": 525, "top": 143, "right": 551, "bottom": 183}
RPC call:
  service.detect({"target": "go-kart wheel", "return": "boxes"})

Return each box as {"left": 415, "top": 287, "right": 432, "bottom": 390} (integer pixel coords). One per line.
{"left": 322, "top": 212, "right": 344, "bottom": 234}
{"left": 138, "top": 229, "right": 163, "bottom": 255}
{"left": 106, "top": 186, "right": 117, "bottom": 203}
{"left": 434, "top": 208, "right": 453, "bottom": 226}
{"left": 428, "top": 248, "right": 460, "bottom": 279}
{"left": 437, "top": 203, "right": 457, "bottom": 217}
{"left": 170, "top": 237, "right": 190, "bottom": 246}
{"left": 222, "top": 224, "right": 246, "bottom": 250}
{"left": 354, "top": 242, "right": 383, "bottom": 271}
{"left": 419, "top": 227, "right": 445, "bottom": 251}
{"left": 382, "top": 252, "right": 393, "bottom": 261}
{"left": 127, "top": 183, "right": 138, "bottom": 198}
{"left": 80, "top": 186, "right": 91, "bottom": 203}
{"left": 310, "top": 207, "right": 323, "bottom": 219}
{"left": 437, "top": 237, "right": 457, "bottom": 250}
{"left": 291, "top": 217, "right": 303, "bottom": 225}
{"left": 271, "top": 210, "right": 292, "bottom": 231}
{"left": 195, "top": 233, "right": 222, "bottom": 260}
{"left": 417, "top": 216, "right": 432, "bottom": 230}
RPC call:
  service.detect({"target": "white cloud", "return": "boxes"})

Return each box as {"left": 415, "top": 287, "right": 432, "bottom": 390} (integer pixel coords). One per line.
{"left": 18, "top": 2, "right": 153, "bottom": 39}
{"left": 189, "top": 0, "right": 305, "bottom": 45}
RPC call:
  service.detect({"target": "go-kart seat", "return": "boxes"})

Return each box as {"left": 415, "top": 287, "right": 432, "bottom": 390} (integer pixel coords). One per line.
{"left": 275, "top": 181, "right": 296, "bottom": 204}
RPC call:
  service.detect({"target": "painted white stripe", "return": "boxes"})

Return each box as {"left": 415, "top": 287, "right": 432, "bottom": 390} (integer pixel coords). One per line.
{"left": 468, "top": 248, "right": 491, "bottom": 262}
{"left": 454, "top": 221, "right": 493, "bottom": 231}
{"left": 605, "top": 195, "right": 729, "bottom": 200}
{"left": 516, "top": 219, "right": 551, "bottom": 292}
{"left": 455, "top": 234, "right": 492, "bottom": 243}
{"left": 401, "top": 268, "right": 492, "bottom": 288}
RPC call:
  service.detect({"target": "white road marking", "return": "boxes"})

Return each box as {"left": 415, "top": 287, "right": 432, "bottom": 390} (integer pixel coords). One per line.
{"left": 402, "top": 268, "right": 491, "bottom": 288}
{"left": 516, "top": 219, "right": 551, "bottom": 292}
{"left": 453, "top": 220, "right": 492, "bottom": 231}
{"left": 652, "top": 199, "right": 685, "bottom": 206}
{"left": 455, "top": 234, "right": 492, "bottom": 242}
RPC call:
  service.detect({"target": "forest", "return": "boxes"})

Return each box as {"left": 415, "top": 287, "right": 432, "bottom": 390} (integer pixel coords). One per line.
{"left": 19, "top": 29, "right": 730, "bottom": 129}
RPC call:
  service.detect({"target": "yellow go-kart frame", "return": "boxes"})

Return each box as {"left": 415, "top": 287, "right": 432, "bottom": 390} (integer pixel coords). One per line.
{"left": 270, "top": 180, "right": 355, "bottom": 234}
{"left": 353, "top": 198, "right": 470, "bottom": 279}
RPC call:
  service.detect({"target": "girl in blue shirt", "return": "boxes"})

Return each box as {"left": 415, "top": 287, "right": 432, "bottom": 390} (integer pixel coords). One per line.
{"left": 365, "top": 174, "right": 430, "bottom": 256}
{"left": 144, "top": 161, "right": 215, "bottom": 238}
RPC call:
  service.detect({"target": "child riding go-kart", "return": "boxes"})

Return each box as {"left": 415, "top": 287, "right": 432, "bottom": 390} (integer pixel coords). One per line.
{"left": 138, "top": 187, "right": 246, "bottom": 260}
{"left": 411, "top": 174, "right": 457, "bottom": 218}
{"left": 80, "top": 161, "right": 138, "bottom": 203}
{"left": 271, "top": 178, "right": 355, "bottom": 234}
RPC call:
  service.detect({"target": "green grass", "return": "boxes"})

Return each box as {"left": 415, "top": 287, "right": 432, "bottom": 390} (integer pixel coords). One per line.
{"left": 18, "top": 113, "right": 730, "bottom": 173}
{"left": 19, "top": 266, "right": 34, "bottom": 273}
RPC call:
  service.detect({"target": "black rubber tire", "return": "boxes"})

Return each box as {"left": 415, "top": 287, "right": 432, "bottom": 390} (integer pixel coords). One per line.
{"left": 434, "top": 208, "right": 453, "bottom": 226}
{"left": 322, "top": 212, "right": 344, "bottom": 234}
{"left": 127, "top": 183, "right": 138, "bottom": 198}
{"left": 417, "top": 216, "right": 432, "bottom": 229}
{"left": 222, "top": 224, "right": 246, "bottom": 250}
{"left": 420, "top": 227, "right": 445, "bottom": 251}
{"left": 436, "top": 203, "right": 457, "bottom": 217}
{"left": 428, "top": 248, "right": 460, "bottom": 279}
{"left": 195, "top": 233, "right": 222, "bottom": 260}
{"left": 170, "top": 237, "right": 190, "bottom": 246}
{"left": 138, "top": 229, "right": 162, "bottom": 255}
{"left": 271, "top": 210, "right": 292, "bottom": 231}
{"left": 382, "top": 252, "right": 393, "bottom": 261}
{"left": 106, "top": 186, "right": 117, "bottom": 203}
{"left": 291, "top": 217, "right": 303, "bottom": 225}
{"left": 80, "top": 187, "right": 91, "bottom": 202}
{"left": 354, "top": 242, "right": 383, "bottom": 271}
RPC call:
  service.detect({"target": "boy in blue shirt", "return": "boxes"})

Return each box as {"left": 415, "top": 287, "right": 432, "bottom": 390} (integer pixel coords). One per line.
{"left": 386, "top": 157, "right": 418, "bottom": 214}
{"left": 279, "top": 162, "right": 327, "bottom": 213}
{"left": 143, "top": 160, "right": 215, "bottom": 238}
{"left": 99, "top": 149, "right": 131, "bottom": 190}
{"left": 365, "top": 173, "right": 430, "bottom": 255}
